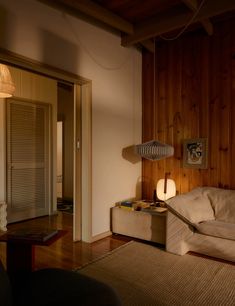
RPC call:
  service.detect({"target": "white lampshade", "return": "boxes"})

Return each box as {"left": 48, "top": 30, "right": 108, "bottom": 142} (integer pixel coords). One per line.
{"left": 135, "top": 140, "right": 174, "bottom": 161}
{"left": 0, "top": 64, "right": 15, "bottom": 98}
{"left": 157, "top": 178, "right": 176, "bottom": 201}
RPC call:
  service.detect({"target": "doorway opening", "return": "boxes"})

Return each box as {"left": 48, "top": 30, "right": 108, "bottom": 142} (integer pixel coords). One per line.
{"left": 57, "top": 120, "right": 73, "bottom": 213}
{"left": 57, "top": 82, "right": 74, "bottom": 215}
{"left": 0, "top": 52, "right": 92, "bottom": 242}
{"left": 57, "top": 121, "right": 63, "bottom": 200}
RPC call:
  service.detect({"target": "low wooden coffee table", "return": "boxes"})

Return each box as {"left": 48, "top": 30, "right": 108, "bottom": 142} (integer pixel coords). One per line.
{"left": 0, "top": 229, "right": 67, "bottom": 274}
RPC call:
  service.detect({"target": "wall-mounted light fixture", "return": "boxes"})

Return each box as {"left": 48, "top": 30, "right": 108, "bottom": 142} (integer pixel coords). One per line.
{"left": 0, "top": 64, "right": 15, "bottom": 98}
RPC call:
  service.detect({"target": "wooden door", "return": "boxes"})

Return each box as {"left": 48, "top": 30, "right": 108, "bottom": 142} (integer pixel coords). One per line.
{"left": 7, "top": 99, "right": 50, "bottom": 223}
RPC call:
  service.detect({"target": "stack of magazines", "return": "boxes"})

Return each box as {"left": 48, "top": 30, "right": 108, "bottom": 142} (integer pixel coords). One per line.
{"left": 116, "top": 200, "right": 151, "bottom": 211}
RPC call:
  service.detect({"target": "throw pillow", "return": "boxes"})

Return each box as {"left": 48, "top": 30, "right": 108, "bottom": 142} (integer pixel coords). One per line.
{"left": 166, "top": 189, "right": 215, "bottom": 224}
{"left": 203, "top": 187, "right": 235, "bottom": 223}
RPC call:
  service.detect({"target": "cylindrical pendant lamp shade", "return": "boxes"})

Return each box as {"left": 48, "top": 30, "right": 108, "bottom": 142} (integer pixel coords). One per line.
{"left": 135, "top": 140, "right": 174, "bottom": 161}
{"left": 0, "top": 64, "right": 15, "bottom": 98}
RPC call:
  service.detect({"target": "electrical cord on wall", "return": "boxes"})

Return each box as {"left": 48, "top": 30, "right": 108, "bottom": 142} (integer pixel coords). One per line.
{"left": 160, "top": 0, "right": 206, "bottom": 41}
{"left": 62, "top": 13, "right": 133, "bottom": 71}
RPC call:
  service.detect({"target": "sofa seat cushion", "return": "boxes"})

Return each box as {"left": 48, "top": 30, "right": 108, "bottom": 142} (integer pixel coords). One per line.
{"left": 201, "top": 187, "right": 235, "bottom": 223}
{"left": 166, "top": 188, "right": 215, "bottom": 225}
{"left": 194, "top": 220, "right": 235, "bottom": 241}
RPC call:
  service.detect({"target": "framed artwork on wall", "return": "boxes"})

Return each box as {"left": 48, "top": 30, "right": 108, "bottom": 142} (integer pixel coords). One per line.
{"left": 183, "top": 138, "right": 208, "bottom": 169}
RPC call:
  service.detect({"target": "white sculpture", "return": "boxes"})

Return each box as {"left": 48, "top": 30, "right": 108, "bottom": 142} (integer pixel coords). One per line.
{"left": 0, "top": 201, "right": 7, "bottom": 231}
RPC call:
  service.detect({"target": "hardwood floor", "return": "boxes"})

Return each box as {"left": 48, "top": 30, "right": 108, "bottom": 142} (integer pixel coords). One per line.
{"left": 2, "top": 212, "right": 232, "bottom": 271}
{"left": 0, "top": 212, "right": 132, "bottom": 271}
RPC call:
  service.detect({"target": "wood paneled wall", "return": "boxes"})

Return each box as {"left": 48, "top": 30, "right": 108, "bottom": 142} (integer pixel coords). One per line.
{"left": 142, "top": 18, "right": 235, "bottom": 199}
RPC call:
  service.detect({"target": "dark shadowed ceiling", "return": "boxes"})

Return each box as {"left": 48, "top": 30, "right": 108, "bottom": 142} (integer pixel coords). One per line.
{"left": 37, "top": 0, "right": 235, "bottom": 52}
{"left": 94, "top": 0, "right": 183, "bottom": 24}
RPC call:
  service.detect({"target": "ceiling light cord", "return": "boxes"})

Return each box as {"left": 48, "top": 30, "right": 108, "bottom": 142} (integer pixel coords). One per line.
{"left": 160, "top": 0, "right": 206, "bottom": 41}
{"left": 153, "top": 38, "right": 156, "bottom": 139}
{"left": 63, "top": 13, "right": 132, "bottom": 71}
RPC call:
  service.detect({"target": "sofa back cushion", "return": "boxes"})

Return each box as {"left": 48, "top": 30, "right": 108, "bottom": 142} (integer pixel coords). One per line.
{"left": 202, "top": 187, "right": 235, "bottom": 223}
{"left": 166, "top": 188, "right": 215, "bottom": 225}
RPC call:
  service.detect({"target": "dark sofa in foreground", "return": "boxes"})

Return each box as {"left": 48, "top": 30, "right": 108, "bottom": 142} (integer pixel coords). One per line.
{"left": 0, "top": 261, "right": 121, "bottom": 306}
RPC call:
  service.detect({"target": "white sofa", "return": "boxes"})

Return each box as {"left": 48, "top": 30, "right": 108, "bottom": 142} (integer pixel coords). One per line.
{"left": 166, "top": 187, "right": 235, "bottom": 262}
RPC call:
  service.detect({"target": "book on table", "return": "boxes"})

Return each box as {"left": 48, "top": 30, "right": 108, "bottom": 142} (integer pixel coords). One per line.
{"left": 141, "top": 206, "right": 167, "bottom": 213}
{"left": 7, "top": 228, "right": 59, "bottom": 242}
{"left": 119, "top": 201, "right": 133, "bottom": 207}
{"left": 116, "top": 200, "right": 151, "bottom": 211}
{"left": 116, "top": 201, "right": 134, "bottom": 210}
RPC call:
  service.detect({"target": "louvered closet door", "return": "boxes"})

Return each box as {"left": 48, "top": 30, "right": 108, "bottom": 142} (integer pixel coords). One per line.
{"left": 7, "top": 99, "right": 50, "bottom": 223}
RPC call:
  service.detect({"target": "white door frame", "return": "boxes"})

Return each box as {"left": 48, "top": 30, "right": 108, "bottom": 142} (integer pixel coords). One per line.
{"left": 73, "top": 82, "right": 92, "bottom": 242}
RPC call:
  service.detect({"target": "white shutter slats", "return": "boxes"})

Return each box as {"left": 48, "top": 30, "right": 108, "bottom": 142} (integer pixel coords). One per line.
{"left": 11, "top": 168, "right": 45, "bottom": 209}
{"left": 7, "top": 99, "right": 50, "bottom": 223}
{"left": 10, "top": 103, "right": 45, "bottom": 163}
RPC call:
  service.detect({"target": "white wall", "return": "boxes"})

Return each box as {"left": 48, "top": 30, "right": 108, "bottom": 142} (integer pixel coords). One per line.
{"left": 0, "top": 0, "right": 142, "bottom": 238}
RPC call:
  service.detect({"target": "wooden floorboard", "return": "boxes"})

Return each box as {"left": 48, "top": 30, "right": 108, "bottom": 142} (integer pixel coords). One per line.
{"left": 1, "top": 212, "right": 232, "bottom": 271}
{"left": 0, "top": 212, "right": 132, "bottom": 271}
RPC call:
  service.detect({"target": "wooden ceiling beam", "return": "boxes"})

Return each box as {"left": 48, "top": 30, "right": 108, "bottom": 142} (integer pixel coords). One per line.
{"left": 37, "top": 0, "right": 154, "bottom": 52}
{"left": 122, "top": 0, "right": 235, "bottom": 46}
{"left": 200, "top": 18, "right": 213, "bottom": 35}
{"left": 182, "top": 0, "right": 213, "bottom": 36}
{"left": 38, "top": 0, "right": 133, "bottom": 34}
{"left": 182, "top": 0, "right": 198, "bottom": 11}
{"left": 140, "top": 40, "right": 154, "bottom": 53}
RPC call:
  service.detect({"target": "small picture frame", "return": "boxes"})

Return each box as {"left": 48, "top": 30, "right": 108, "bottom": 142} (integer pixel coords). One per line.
{"left": 183, "top": 138, "right": 208, "bottom": 169}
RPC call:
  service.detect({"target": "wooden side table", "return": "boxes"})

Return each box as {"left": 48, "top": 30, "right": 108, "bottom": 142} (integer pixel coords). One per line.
{"left": 111, "top": 206, "right": 167, "bottom": 244}
{"left": 0, "top": 230, "right": 67, "bottom": 275}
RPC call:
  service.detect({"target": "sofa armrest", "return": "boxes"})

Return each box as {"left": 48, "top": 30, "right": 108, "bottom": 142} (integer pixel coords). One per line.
{"left": 166, "top": 210, "right": 194, "bottom": 255}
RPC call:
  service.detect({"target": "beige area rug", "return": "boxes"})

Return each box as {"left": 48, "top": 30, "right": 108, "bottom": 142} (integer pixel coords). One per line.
{"left": 77, "top": 241, "right": 235, "bottom": 306}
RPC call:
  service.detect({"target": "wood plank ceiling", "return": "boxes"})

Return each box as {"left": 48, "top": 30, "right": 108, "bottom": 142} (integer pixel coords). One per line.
{"left": 37, "top": 0, "right": 235, "bottom": 52}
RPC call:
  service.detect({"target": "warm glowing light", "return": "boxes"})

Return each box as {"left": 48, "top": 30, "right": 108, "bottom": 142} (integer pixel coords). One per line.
{"left": 157, "top": 178, "right": 176, "bottom": 201}
{"left": 0, "top": 64, "right": 15, "bottom": 98}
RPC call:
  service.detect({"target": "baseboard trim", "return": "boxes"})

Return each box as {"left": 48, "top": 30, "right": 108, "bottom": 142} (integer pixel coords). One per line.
{"left": 91, "top": 230, "right": 112, "bottom": 242}
{"left": 51, "top": 210, "right": 58, "bottom": 216}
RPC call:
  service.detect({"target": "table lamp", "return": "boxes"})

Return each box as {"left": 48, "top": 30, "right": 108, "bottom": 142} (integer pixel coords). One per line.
{"left": 156, "top": 173, "right": 176, "bottom": 201}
